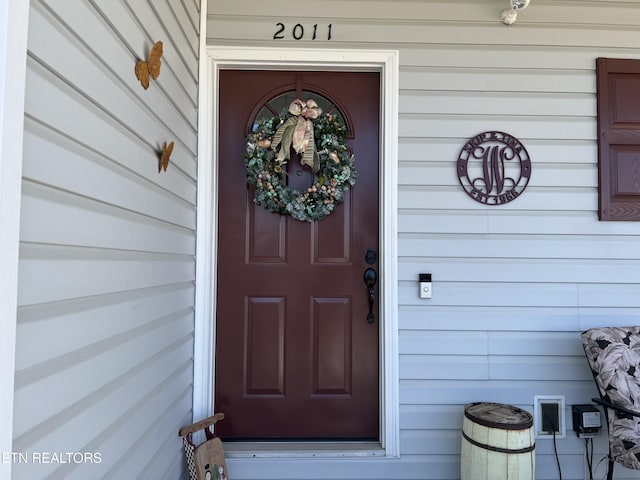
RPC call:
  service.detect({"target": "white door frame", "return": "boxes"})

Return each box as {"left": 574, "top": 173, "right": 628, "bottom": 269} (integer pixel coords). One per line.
{"left": 193, "top": 46, "right": 400, "bottom": 457}
{"left": 0, "top": 1, "right": 30, "bottom": 478}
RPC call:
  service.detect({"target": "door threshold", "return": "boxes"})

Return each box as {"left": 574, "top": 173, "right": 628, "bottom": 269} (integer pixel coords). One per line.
{"left": 223, "top": 441, "right": 385, "bottom": 459}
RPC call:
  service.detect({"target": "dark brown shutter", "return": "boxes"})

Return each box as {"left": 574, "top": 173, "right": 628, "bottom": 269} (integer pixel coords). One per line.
{"left": 596, "top": 57, "right": 640, "bottom": 221}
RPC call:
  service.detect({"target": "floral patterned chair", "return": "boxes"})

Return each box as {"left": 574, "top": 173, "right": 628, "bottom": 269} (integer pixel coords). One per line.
{"left": 581, "top": 326, "right": 640, "bottom": 480}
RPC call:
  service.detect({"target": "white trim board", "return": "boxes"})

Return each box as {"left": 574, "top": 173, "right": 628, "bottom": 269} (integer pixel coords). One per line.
{"left": 0, "top": 1, "right": 30, "bottom": 478}
{"left": 193, "top": 46, "right": 400, "bottom": 458}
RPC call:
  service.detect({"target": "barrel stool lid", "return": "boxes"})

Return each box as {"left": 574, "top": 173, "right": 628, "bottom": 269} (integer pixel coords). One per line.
{"left": 464, "top": 402, "right": 533, "bottom": 430}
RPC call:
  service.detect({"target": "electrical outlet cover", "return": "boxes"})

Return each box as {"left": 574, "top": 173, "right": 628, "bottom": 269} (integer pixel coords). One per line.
{"left": 534, "top": 395, "right": 566, "bottom": 438}
{"left": 541, "top": 402, "right": 560, "bottom": 432}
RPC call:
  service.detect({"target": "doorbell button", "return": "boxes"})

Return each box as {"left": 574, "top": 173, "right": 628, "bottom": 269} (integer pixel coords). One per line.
{"left": 419, "top": 273, "right": 432, "bottom": 299}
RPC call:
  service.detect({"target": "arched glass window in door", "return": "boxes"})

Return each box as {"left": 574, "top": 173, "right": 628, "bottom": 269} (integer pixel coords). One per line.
{"left": 249, "top": 89, "right": 351, "bottom": 136}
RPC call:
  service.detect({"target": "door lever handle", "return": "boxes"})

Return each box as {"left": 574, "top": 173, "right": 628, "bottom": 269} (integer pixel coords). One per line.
{"left": 363, "top": 268, "right": 377, "bottom": 324}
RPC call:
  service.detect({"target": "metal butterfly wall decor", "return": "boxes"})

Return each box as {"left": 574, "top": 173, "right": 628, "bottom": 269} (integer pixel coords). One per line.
{"left": 159, "top": 141, "right": 174, "bottom": 173}
{"left": 135, "top": 41, "right": 163, "bottom": 90}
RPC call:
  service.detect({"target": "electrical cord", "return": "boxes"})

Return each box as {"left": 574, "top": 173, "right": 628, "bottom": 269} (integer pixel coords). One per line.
{"left": 584, "top": 437, "right": 594, "bottom": 480}
{"left": 544, "top": 411, "right": 563, "bottom": 480}
{"left": 552, "top": 429, "right": 563, "bottom": 480}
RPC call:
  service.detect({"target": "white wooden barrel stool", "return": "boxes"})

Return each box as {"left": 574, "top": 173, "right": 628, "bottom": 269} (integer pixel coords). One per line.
{"left": 461, "top": 402, "right": 535, "bottom": 480}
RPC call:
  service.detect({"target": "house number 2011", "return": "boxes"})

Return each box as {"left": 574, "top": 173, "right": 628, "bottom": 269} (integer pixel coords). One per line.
{"left": 273, "top": 23, "right": 333, "bottom": 41}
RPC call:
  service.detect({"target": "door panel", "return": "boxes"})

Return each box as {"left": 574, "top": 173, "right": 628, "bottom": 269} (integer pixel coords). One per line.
{"left": 245, "top": 296, "right": 285, "bottom": 395}
{"left": 215, "top": 71, "right": 380, "bottom": 440}
{"left": 313, "top": 297, "right": 351, "bottom": 394}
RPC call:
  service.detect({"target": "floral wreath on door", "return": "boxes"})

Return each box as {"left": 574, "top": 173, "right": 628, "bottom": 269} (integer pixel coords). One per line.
{"left": 244, "top": 99, "right": 356, "bottom": 222}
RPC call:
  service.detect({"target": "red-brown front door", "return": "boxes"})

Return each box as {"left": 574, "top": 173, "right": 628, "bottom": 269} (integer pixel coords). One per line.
{"left": 215, "top": 70, "right": 380, "bottom": 440}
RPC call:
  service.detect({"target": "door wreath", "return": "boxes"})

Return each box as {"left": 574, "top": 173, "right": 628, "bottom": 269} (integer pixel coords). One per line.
{"left": 244, "top": 99, "right": 356, "bottom": 222}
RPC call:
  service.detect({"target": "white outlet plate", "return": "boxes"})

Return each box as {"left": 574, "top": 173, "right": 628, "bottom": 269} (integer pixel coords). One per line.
{"left": 534, "top": 395, "right": 566, "bottom": 438}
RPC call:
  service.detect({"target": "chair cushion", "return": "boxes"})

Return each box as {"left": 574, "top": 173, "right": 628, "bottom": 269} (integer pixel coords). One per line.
{"left": 582, "top": 326, "right": 640, "bottom": 470}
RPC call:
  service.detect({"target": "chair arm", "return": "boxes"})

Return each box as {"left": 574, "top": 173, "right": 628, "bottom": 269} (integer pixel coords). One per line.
{"left": 592, "top": 398, "right": 640, "bottom": 418}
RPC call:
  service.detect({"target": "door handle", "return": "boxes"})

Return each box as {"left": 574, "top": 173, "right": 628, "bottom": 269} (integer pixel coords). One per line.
{"left": 363, "top": 268, "right": 377, "bottom": 324}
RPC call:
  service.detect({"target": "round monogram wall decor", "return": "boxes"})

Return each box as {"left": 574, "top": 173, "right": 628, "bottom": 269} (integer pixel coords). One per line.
{"left": 456, "top": 131, "right": 531, "bottom": 205}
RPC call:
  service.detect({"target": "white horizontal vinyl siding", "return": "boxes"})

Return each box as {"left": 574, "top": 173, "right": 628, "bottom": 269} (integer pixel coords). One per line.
{"left": 14, "top": 0, "right": 201, "bottom": 478}
{"left": 208, "top": 1, "right": 640, "bottom": 479}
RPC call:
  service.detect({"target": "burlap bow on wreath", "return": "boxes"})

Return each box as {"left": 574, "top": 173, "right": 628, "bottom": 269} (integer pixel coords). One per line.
{"left": 271, "top": 99, "right": 322, "bottom": 172}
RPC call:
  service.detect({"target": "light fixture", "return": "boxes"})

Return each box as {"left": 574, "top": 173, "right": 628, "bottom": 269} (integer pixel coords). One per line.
{"left": 501, "top": 0, "right": 531, "bottom": 25}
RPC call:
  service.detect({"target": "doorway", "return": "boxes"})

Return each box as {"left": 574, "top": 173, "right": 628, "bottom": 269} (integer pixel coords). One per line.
{"left": 193, "top": 47, "right": 399, "bottom": 454}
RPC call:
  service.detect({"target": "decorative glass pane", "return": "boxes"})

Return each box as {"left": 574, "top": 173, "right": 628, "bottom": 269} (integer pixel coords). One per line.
{"left": 253, "top": 91, "right": 297, "bottom": 129}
